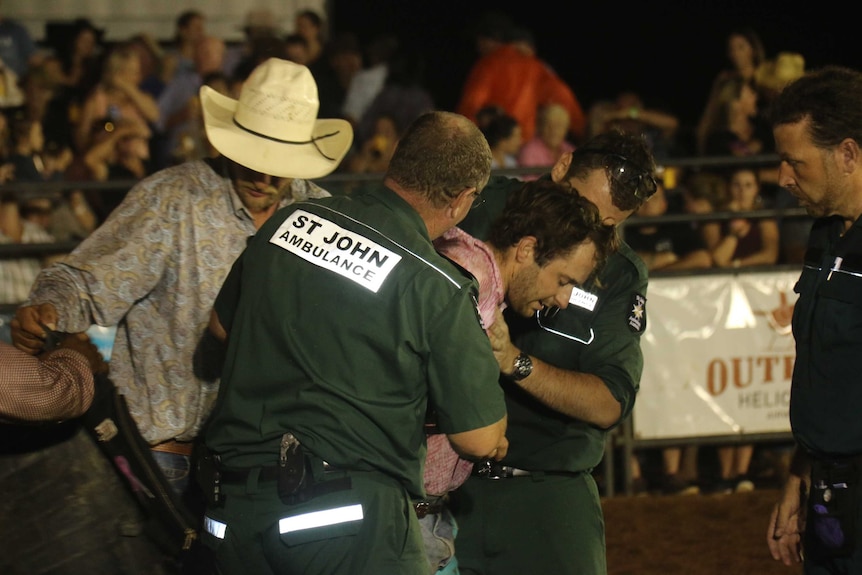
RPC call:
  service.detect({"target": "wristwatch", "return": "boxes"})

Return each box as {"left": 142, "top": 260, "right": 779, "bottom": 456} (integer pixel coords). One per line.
{"left": 510, "top": 352, "right": 533, "bottom": 381}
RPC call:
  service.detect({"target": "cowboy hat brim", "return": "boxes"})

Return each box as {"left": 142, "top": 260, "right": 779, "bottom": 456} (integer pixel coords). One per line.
{"left": 200, "top": 86, "right": 353, "bottom": 179}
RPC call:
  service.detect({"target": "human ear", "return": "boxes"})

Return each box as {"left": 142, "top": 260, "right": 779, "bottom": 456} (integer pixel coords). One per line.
{"left": 551, "top": 153, "right": 572, "bottom": 183}
{"left": 515, "top": 236, "right": 537, "bottom": 263}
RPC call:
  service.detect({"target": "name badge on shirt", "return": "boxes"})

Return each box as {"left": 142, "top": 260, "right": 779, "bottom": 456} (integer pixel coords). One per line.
{"left": 270, "top": 210, "right": 402, "bottom": 293}
{"left": 568, "top": 287, "right": 598, "bottom": 311}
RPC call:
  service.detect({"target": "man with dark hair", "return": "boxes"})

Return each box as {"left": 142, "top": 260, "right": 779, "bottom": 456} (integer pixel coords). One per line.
{"left": 200, "top": 111, "right": 508, "bottom": 575}
{"left": 452, "top": 128, "right": 657, "bottom": 575}
{"left": 766, "top": 65, "right": 862, "bottom": 573}
{"left": 422, "top": 178, "right": 618, "bottom": 573}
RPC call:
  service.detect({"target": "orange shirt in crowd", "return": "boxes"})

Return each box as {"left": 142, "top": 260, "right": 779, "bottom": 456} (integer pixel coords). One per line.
{"left": 457, "top": 44, "right": 586, "bottom": 143}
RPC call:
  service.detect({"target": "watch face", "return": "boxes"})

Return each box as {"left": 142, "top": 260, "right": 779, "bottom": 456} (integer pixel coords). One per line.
{"left": 513, "top": 352, "right": 532, "bottom": 381}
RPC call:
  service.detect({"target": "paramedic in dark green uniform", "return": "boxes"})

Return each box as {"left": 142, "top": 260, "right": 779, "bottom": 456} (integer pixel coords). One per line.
{"left": 452, "top": 129, "right": 657, "bottom": 575}
{"left": 201, "top": 111, "right": 509, "bottom": 575}
{"left": 767, "top": 66, "right": 862, "bottom": 574}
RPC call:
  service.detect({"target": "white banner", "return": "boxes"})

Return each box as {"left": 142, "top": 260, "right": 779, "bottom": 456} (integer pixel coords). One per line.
{"left": 633, "top": 271, "right": 800, "bottom": 440}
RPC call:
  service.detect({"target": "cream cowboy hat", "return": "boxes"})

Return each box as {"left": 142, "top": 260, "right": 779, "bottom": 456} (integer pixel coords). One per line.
{"left": 200, "top": 58, "right": 353, "bottom": 179}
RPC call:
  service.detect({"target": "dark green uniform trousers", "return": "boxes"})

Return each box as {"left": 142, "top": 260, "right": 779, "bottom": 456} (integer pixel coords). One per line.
{"left": 202, "top": 468, "right": 427, "bottom": 575}
{"left": 451, "top": 471, "right": 606, "bottom": 575}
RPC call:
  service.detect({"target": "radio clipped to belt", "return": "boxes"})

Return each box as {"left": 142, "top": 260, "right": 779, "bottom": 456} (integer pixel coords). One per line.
{"left": 278, "top": 432, "right": 311, "bottom": 505}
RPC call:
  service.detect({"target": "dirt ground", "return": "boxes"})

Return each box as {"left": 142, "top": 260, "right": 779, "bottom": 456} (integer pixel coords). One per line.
{"left": 604, "top": 488, "right": 804, "bottom": 575}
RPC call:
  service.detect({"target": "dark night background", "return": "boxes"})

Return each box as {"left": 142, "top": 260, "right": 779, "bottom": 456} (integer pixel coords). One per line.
{"left": 329, "top": 1, "right": 859, "bottom": 144}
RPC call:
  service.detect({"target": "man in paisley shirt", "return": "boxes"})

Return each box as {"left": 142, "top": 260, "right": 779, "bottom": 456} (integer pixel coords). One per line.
{"left": 9, "top": 59, "right": 352, "bottom": 571}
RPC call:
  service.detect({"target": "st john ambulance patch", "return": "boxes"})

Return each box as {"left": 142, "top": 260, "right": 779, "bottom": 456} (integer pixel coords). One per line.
{"left": 627, "top": 293, "right": 647, "bottom": 333}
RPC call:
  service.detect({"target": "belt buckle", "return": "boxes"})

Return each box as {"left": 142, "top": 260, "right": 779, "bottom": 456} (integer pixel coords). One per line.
{"left": 476, "top": 460, "right": 508, "bottom": 480}
{"left": 414, "top": 501, "right": 433, "bottom": 519}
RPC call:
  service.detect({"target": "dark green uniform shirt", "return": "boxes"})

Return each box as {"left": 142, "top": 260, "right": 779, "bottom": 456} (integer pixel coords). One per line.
{"left": 205, "top": 185, "right": 506, "bottom": 497}
{"left": 460, "top": 175, "right": 648, "bottom": 473}
{"left": 790, "top": 215, "right": 862, "bottom": 456}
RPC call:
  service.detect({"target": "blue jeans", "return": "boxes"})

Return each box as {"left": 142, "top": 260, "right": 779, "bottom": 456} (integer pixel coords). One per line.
{"left": 420, "top": 504, "right": 459, "bottom": 574}
{"left": 150, "top": 450, "right": 191, "bottom": 497}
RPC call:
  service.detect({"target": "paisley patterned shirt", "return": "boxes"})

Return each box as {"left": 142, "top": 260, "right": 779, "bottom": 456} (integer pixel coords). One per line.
{"left": 27, "top": 159, "right": 330, "bottom": 443}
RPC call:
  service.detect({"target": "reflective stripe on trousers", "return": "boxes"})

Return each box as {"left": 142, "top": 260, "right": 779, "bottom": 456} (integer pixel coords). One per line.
{"left": 204, "top": 504, "right": 364, "bottom": 539}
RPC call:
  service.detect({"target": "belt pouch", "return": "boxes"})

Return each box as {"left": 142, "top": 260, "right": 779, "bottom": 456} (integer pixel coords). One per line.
{"left": 277, "top": 432, "right": 309, "bottom": 505}
{"left": 805, "top": 458, "right": 860, "bottom": 558}
{"left": 195, "top": 444, "right": 223, "bottom": 508}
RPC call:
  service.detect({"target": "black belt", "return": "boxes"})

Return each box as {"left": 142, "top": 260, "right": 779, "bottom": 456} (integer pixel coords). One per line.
{"left": 472, "top": 460, "right": 581, "bottom": 480}
{"left": 218, "top": 460, "right": 336, "bottom": 484}
{"left": 218, "top": 462, "right": 351, "bottom": 505}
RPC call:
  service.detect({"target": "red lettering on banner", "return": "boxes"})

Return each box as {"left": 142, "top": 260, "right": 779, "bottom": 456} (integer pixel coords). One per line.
{"left": 706, "top": 355, "right": 795, "bottom": 397}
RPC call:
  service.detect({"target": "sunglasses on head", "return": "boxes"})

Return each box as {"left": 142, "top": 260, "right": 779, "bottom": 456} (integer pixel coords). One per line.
{"left": 579, "top": 148, "right": 658, "bottom": 201}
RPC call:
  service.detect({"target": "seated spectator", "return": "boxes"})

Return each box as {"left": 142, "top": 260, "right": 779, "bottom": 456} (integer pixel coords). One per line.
{"left": 155, "top": 34, "right": 225, "bottom": 168}
{"left": 346, "top": 113, "right": 400, "bottom": 175}
{"left": 475, "top": 104, "right": 506, "bottom": 131}
{"left": 294, "top": 8, "right": 326, "bottom": 68}
{"left": 283, "top": 33, "right": 310, "bottom": 65}
{"left": 710, "top": 167, "right": 779, "bottom": 269}
{"left": 6, "top": 114, "right": 55, "bottom": 182}
{"left": 681, "top": 170, "right": 729, "bottom": 251}
{"left": 48, "top": 189, "right": 98, "bottom": 242}
{"left": 44, "top": 17, "right": 103, "bottom": 92}
{"left": 74, "top": 41, "right": 160, "bottom": 154}
{"left": 701, "top": 76, "right": 769, "bottom": 159}
{"left": 0, "top": 192, "right": 56, "bottom": 305}
{"left": 172, "top": 71, "right": 230, "bottom": 164}
{"left": 83, "top": 117, "right": 152, "bottom": 183}
{"left": 588, "top": 90, "right": 681, "bottom": 159}
{"left": 517, "top": 102, "right": 575, "bottom": 176}
{"left": 0, "top": 13, "right": 41, "bottom": 79}
{"left": 626, "top": 181, "right": 713, "bottom": 272}
{"left": 66, "top": 117, "right": 152, "bottom": 222}
{"left": 161, "top": 9, "right": 206, "bottom": 82}
{"left": 480, "top": 111, "right": 522, "bottom": 169}
{"left": 127, "top": 32, "right": 168, "bottom": 99}
{"left": 695, "top": 27, "right": 767, "bottom": 156}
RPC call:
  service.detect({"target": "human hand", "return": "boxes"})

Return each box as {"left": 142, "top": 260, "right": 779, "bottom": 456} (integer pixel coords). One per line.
{"left": 11, "top": 303, "right": 59, "bottom": 355}
{"left": 490, "top": 435, "right": 509, "bottom": 461}
{"left": 486, "top": 307, "right": 518, "bottom": 374}
{"left": 651, "top": 251, "right": 678, "bottom": 270}
{"left": 767, "top": 475, "right": 805, "bottom": 566}
{"left": 109, "top": 75, "right": 132, "bottom": 93}
{"left": 729, "top": 218, "right": 750, "bottom": 238}
{"left": 49, "top": 332, "right": 109, "bottom": 374}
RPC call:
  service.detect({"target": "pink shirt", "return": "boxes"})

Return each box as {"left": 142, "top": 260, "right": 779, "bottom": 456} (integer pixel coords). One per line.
{"left": 517, "top": 138, "right": 576, "bottom": 181}
{"left": 433, "top": 226, "right": 504, "bottom": 329}
{"left": 426, "top": 226, "right": 504, "bottom": 496}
